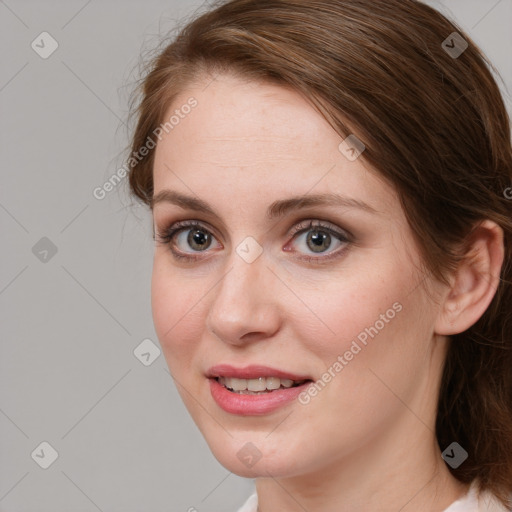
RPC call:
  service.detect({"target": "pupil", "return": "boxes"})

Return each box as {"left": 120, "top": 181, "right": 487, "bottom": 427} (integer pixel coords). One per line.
{"left": 308, "top": 230, "right": 330, "bottom": 253}
{"left": 188, "top": 229, "right": 211, "bottom": 250}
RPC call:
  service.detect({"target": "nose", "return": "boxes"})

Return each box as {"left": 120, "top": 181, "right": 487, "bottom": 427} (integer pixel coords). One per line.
{"left": 205, "top": 247, "right": 281, "bottom": 346}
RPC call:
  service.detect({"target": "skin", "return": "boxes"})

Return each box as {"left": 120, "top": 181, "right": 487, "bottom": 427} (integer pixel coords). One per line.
{"left": 150, "top": 72, "right": 504, "bottom": 511}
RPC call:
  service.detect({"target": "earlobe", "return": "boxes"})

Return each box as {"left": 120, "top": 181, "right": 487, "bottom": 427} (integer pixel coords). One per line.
{"left": 434, "top": 220, "right": 504, "bottom": 336}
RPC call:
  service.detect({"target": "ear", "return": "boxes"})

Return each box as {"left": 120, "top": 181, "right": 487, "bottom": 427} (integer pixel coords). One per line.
{"left": 434, "top": 220, "right": 505, "bottom": 336}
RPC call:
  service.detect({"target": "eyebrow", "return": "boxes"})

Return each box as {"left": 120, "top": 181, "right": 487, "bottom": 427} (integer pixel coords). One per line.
{"left": 151, "top": 190, "right": 380, "bottom": 219}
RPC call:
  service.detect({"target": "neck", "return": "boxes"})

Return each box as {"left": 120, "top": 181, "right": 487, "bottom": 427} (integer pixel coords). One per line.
{"left": 255, "top": 413, "right": 469, "bottom": 512}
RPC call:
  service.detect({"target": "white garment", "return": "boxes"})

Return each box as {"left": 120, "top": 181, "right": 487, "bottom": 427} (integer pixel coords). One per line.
{"left": 236, "top": 491, "right": 257, "bottom": 512}
{"left": 235, "top": 481, "right": 511, "bottom": 512}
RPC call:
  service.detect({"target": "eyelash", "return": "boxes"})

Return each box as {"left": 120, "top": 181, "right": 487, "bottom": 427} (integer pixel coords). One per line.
{"left": 154, "top": 219, "right": 351, "bottom": 264}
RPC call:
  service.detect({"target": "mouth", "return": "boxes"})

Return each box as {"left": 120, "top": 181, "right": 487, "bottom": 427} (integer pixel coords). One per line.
{"left": 215, "top": 376, "right": 311, "bottom": 394}
{"left": 206, "top": 364, "right": 314, "bottom": 414}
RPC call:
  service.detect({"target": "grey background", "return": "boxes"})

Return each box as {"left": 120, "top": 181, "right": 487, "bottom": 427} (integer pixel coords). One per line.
{"left": 0, "top": 1, "right": 510, "bottom": 511}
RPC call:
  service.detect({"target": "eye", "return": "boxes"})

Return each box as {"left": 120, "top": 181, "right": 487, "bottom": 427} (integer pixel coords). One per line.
{"left": 155, "top": 220, "right": 221, "bottom": 261}
{"left": 284, "top": 219, "right": 350, "bottom": 262}
{"left": 154, "top": 219, "right": 351, "bottom": 263}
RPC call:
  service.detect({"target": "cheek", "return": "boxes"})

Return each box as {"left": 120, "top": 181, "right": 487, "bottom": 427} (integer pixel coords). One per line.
{"left": 294, "top": 258, "right": 433, "bottom": 417}
{"left": 296, "top": 264, "right": 434, "bottom": 422}
{"left": 297, "top": 263, "right": 410, "bottom": 365}
{"left": 151, "top": 254, "right": 206, "bottom": 369}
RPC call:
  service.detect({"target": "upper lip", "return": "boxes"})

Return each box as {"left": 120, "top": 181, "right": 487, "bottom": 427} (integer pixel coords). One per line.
{"left": 206, "top": 364, "right": 312, "bottom": 381}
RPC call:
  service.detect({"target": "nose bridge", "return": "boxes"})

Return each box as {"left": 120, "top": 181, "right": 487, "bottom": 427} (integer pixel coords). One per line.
{"left": 206, "top": 241, "right": 279, "bottom": 342}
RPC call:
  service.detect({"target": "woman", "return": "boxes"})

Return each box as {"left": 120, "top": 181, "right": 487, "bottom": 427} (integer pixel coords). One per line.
{"left": 126, "top": 0, "right": 512, "bottom": 510}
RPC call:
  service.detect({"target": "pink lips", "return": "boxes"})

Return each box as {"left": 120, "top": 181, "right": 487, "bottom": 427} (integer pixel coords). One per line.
{"left": 206, "top": 364, "right": 311, "bottom": 381}
{"left": 206, "top": 364, "right": 313, "bottom": 416}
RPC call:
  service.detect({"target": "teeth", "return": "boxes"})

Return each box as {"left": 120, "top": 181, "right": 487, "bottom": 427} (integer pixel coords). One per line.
{"left": 225, "top": 377, "right": 247, "bottom": 391}
{"left": 217, "top": 376, "right": 306, "bottom": 393}
{"left": 248, "top": 378, "right": 266, "bottom": 392}
{"left": 266, "top": 377, "right": 281, "bottom": 390}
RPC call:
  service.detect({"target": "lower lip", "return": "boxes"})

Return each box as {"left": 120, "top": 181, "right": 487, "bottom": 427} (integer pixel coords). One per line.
{"left": 209, "top": 378, "right": 311, "bottom": 415}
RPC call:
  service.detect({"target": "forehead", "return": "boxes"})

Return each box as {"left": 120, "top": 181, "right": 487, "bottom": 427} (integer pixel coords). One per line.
{"left": 163, "top": 75, "right": 331, "bottom": 157}
{"left": 152, "top": 73, "right": 398, "bottom": 217}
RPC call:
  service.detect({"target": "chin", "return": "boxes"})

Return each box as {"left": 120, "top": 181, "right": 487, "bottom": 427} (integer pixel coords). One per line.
{"left": 203, "top": 432, "right": 305, "bottom": 479}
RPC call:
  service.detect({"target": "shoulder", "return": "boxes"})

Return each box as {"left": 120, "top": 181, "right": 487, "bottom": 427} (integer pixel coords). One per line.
{"left": 479, "top": 490, "right": 512, "bottom": 512}
{"left": 444, "top": 481, "right": 511, "bottom": 512}
{"left": 234, "top": 485, "right": 511, "bottom": 512}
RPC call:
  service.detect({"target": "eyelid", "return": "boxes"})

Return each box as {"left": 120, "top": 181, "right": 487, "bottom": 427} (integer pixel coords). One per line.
{"left": 155, "top": 220, "right": 221, "bottom": 247}
{"left": 156, "top": 217, "right": 352, "bottom": 262}
{"left": 287, "top": 218, "right": 351, "bottom": 239}
{"left": 156, "top": 218, "right": 349, "bottom": 242}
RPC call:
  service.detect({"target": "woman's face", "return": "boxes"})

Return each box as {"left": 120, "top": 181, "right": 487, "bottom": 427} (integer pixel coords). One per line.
{"left": 151, "top": 72, "right": 447, "bottom": 480}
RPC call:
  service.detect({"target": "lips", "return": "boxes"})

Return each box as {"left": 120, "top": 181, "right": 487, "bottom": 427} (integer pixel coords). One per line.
{"left": 206, "top": 364, "right": 312, "bottom": 381}
{"left": 206, "top": 364, "right": 314, "bottom": 415}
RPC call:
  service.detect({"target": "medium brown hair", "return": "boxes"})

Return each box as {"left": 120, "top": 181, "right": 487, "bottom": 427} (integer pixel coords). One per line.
{"left": 127, "top": 0, "right": 512, "bottom": 506}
